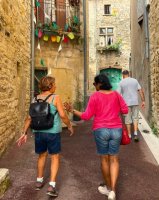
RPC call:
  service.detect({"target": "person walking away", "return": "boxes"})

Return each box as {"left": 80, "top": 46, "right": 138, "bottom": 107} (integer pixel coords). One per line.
{"left": 17, "top": 76, "right": 73, "bottom": 197}
{"left": 117, "top": 70, "right": 145, "bottom": 142}
{"left": 64, "top": 74, "right": 128, "bottom": 200}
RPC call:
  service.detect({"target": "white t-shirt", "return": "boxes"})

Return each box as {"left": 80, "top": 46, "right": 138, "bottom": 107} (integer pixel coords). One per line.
{"left": 117, "top": 77, "right": 141, "bottom": 106}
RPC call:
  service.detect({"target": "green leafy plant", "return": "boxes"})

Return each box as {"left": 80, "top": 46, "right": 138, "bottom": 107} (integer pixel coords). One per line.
{"left": 97, "top": 38, "right": 122, "bottom": 53}
{"left": 106, "top": 39, "right": 122, "bottom": 51}
{"left": 150, "top": 122, "right": 158, "bottom": 136}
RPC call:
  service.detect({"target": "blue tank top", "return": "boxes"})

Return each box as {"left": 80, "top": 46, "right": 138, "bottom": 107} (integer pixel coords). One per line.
{"left": 33, "top": 95, "right": 62, "bottom": 134}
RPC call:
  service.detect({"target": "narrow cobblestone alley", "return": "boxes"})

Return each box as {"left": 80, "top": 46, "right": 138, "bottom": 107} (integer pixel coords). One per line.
{"left": 0, "top": 121, "right": 159, "bottom": 200}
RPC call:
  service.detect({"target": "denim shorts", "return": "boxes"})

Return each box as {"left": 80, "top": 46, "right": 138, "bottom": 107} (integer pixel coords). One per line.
{"left": 93, "top": 128, "right": 122, "bottom": 155}
{"left": 34, "top": 132, "right": 61, "bottom": 154}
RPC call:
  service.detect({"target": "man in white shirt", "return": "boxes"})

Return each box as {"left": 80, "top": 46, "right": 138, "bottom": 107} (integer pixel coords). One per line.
{"left": 117, "top": 70, "right": 145, "bottom": 141}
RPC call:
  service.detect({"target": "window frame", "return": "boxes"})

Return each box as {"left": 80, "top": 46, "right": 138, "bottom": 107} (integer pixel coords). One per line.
{"left": 99, "top": 27, "right": 114, "bottom": 46}
{"left": 104, "top": 4, "right": 111, "bottom": 15}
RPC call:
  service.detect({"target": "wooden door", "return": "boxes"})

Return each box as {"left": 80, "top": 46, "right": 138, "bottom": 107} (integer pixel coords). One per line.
{"left": 100, "top": 68, "right": 122, "bottom": 90}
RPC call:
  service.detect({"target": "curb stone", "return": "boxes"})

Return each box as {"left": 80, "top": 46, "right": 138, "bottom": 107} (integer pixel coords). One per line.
{"left": 0, "top": 168, "right": 10, "bottom": 198}
{"left": 139, "top": 112, "right": 159, "bottom": 165}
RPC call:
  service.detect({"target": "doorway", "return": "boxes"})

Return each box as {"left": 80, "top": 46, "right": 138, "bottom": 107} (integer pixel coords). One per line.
{"left": 34, "top": 68, "right": 48, "bottom": 96}
{"left": 100, "top": 68, "right": 122, "bottom": 90}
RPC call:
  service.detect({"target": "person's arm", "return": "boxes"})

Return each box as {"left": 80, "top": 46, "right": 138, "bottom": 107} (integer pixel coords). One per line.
{"left": 16, "top": 116, "right": 31, "bottom": 147}
{"left": 63, "top": 102, "right": 82, "bottom": 117}
{"left": 64, "top": 95, "right": 95, "bottom": 120}
{"left": 76, "top": 95, "right": 95, "bottom": 120}
{"left": 55, "top": 95, "right": 73, "bottom": 136}
{"left": 138, "top": 89, "right": 145, "bottom": 109}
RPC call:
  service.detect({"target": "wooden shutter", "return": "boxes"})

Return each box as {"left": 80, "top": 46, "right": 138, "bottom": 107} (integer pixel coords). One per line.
{"left": 56, "top": 0, "right": 66, "bottom": 29}
{"left": 38, "top": 0, "right": 44, "bottom": 24}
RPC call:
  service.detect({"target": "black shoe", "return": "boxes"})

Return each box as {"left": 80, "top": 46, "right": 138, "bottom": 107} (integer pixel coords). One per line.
{"left": 134, "top": 136, "right": 139, "bottom": 142}
{"left": 35, "top": 181, "right": 44, "bottom": 191}
{"left": 46, "top": 185, "right": 58, "bottom": 197}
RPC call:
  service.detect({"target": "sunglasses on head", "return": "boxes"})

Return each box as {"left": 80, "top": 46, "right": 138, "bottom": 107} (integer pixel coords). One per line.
{"left": 93, "top": 82, "right": 96, "bottom": 86}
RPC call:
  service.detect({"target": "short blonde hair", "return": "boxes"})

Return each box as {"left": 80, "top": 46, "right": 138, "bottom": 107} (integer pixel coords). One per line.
{"left": 39, "top": 76, "right": 55, "bottom": 91}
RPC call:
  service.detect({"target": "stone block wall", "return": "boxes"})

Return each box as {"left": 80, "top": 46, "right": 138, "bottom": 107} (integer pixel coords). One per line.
{"left": 130, "top": 0, "right": 152, "bottom": 122}
{"left": 149, "top": 0, "right": 159, "bottom": 128}
{"left": 35, "top": 40, "right": 84, "bottom": 108}
{"left": 0, "top": 0, "right": 31, "bottom": 156}
{"left": 88, "top": 0, "right": 131, "bottom": 93}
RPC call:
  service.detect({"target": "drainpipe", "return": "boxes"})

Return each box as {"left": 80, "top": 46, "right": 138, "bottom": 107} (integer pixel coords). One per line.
{"left": 83, "top": 0, "right": 87, "bottom": 108}
{"left": 144, "top": 3, "right": 150, "bottom": 59}
{"left": 31, "top": 0, "right": 35, "bottom": 101}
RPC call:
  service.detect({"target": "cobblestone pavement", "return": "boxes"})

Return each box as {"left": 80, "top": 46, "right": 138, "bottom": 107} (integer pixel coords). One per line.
{"left": 0, "top": 121, "right": 159, "bottom": 200}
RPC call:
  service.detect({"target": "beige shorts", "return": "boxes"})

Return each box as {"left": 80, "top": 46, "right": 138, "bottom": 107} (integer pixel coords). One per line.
{"left": 124, "top": 105, "right": 139, "bottom": 124}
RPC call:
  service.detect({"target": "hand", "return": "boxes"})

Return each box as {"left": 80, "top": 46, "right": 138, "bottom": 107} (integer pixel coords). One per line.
{"left": 68, "top": 124, "right": 74, "bottom": 136}
{"left": 16, "top": 133, "right": 27, "bottom": 147}
{"left": 64, "top": 102, "right": 73, "bottom": 113}
{"left": 141, "top": 101, "right": 145, "bottom": 109}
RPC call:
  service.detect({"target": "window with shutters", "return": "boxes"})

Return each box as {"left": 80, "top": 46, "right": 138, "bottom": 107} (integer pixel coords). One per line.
{"left": 35, "top": 0, "right": 80, "bottom": 32}
{"left": 99, "top": 27, "right": 114, "bottom": 47}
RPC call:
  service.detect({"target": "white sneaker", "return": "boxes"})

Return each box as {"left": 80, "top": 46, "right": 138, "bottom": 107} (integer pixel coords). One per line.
{"left": 98, "top": 184, "right": 110, "bottom": 196}
{"left": 108, "top": 191, "right": 116, "bottom": 200}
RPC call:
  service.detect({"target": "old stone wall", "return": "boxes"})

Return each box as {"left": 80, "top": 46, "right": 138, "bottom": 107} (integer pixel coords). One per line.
{"left": 88, "top": 0, "right": 131, "bottom": 93}
{"left": 130, "top": 0, "right": 151, "bottom": 122}
{"left": 88, "top": 0, "right": 130, "bottom": 92}
{"left": 35, "top": 40, "right": 84, "bottom": 108}
{"left": 0, "top": 0, "right": 31, "bottom": 156}
{"left": 149, "top": 0, "right": 159, "bottom": 128}
{"left": 96, "top": 0, "right": 131, "bottom": 69}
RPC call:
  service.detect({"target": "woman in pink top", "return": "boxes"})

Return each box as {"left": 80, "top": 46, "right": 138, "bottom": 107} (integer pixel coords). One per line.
{"left": 65, "top": 74, "right": 128, "bottom": 200}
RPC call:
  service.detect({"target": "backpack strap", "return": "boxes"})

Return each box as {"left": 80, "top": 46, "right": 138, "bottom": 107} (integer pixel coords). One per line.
{"left": 35, "top": 94, "right": 53, "bottom": 103}
{"left": 51, "top": 95, "right": 58, "bottom": 116}
{"left": 44, "top": 94, "right": 53, "bottom": 102}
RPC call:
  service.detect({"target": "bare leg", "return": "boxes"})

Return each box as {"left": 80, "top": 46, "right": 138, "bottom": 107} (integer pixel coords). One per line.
{"left": 101, "top": 155, "right": 111, "bottom": 188}
{"left": 37, "top": 152, "right": 48, "bottom": 178}
{"left": 50, "top": 154, "right": 60, "bottom": 182}
{"left": 126, "top": 124, "right": 131, "bottom": 137}
{"left": 109, "top": 155, "right": 119, "bottom": 191}
{"left": 133, "top": 120, "right": 138, "bottom": 132}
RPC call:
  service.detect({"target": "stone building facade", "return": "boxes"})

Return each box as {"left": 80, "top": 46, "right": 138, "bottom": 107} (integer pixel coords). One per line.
{"left": 34, "top": 0, "right": 84, "bottom": 108}
{"left": 87, "top": 0, "right": 131, "bottom": 92}
{"left": 130, "top": 0, "right": 159, "bottom": 130}
{"left": 0, "top": 0, "right": 31, "bottom": 156}
{"left": 130, "top": 0, "right": 151, "bottom": 122}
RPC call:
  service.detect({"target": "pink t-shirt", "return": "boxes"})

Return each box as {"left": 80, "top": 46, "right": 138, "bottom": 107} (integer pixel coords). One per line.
{"left": 81, "top": 91, "right": 128, "bottom": 130}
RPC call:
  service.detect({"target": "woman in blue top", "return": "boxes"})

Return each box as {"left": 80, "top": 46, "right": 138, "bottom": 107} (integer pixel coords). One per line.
{"left": 17, "top": 76, "right": 73, "bottom": 197}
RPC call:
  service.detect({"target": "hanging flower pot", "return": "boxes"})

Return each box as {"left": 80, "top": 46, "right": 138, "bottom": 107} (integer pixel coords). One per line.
{"left": 56, "top": 36, "right": 61, "bottom": 43}
{"left": 63, "top": 36, "right": 69, "bottom": 43}
{"left": 35, "top": 28, "right": 39, "bottom": 37}
{"left": 67, "top": 32, "right": 74, "bottom": 40}
{"left": 51, "top": 35, "right": 57, "bottom": 42}
{"left": 38, "top": 30, "right": 43, "bottom": 38}
{"left": 43, "top": 35, "right": 49, "bottom": 41}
